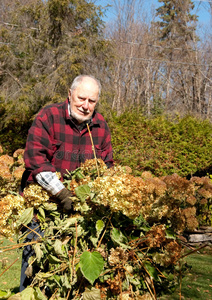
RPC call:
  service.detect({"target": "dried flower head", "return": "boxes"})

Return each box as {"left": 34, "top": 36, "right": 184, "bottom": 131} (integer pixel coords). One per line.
{"left": 0, "top": 194, "right": 25, "bottom": 237}
{"left": 182, "top": 207, "right": 196, "bottom": 219}
{"left": 181, "top": 207, "right": 199, "bottom": 231}
{"left": 0, "top": 164, "right": 12, "bottom": 180}
{"left": 13, "top": 149, "right": 25, "bottom": 158}
{"left": 141, "top": 171, "right": 153, "bottom": 179}
{"left": 96, "top": 247, "right": 108, "bottom": 259}
{"left": 163, "top": 173, "right": 195, "bottom": 200}
{"left": 0, "top": 154, "right": 14, "bottom": 166}
{"left": 186, "top": 195, "right": 197, "bottom": 206}
{"left": 186, "top": 215, "right": 199, "bottom": 231}
{"left": 145, "top": 225, "right": 166, "bottom": 248}
{"left": 89, "top": 174, "right": 146, "bottom": 218}
{"left": 200, "top": 198, "right": 207, "bottom": 205}
{"left": 197, "top": 188, "right": 212, "bottom": 199}
{"left": 23, "top": 183, "right": 50, "bottom": 208}
{"left": 0, "top": 145, "right": 3, "bottom": 154}
{"left": 80, "top": 158, "right": 108, "bottom": 177}
{"left": 122, "top": 166, "right": 132, "bottom": 174}
{"left": 13, "top": 166, "right": 25, "bottom": 180}
{"left": 13, "top": 149, "right": 25, "bottom": 165}
{"left": 190, "top": 176, "right": 205, "bottom": 186}
{"left": 164, "top": 240, "right": 182, "bottom": 265}
{"left": 107, "top": 275, "right": 121, "bottom": 295}
{"left": 108, "top": 247, "right": 129, "bottom": 266}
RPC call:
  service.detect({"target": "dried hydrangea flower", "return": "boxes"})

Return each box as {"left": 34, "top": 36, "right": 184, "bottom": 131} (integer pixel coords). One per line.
{"left": 23, "top": 183, "right": 50, "bottom": 208}
{"left": 108, "top": 247, "right": 129, "bottom": 266}
{"left": 13, "top": 166, "right": 25, "bottom": 181}
{"left": 0, "top": 194, "right": 25, "bottom": 237}
{"left": 80, "top": 158, "right": 108, "bottom": 177}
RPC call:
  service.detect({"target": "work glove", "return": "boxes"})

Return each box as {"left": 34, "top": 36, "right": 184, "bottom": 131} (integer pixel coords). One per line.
{"left": 57, "top": 188, "right": 73, "bottom": 213}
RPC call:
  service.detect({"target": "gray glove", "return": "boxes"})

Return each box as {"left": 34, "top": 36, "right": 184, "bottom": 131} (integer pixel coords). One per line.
{"left": 57, "top": 188, "right": 73, "bottom": 213}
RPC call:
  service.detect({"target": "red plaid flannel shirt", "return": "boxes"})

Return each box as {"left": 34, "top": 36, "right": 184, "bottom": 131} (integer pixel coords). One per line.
{"left": 24, "top": 99, "right": 114, "bottom": 182}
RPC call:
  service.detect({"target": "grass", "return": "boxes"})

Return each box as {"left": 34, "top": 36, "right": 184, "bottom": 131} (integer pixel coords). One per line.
{"left": 0, "top": 236, "right": 21, "bottom": 293}
{"left": 0, "top": 236, "right": 212, "bottom": 299}
{"left": 159, "top": 246, "right": 212, "bottom": 300}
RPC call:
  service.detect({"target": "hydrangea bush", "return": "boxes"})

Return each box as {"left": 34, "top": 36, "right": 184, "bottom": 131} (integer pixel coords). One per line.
{"left": 0, "top": 158, "right": 212, "bottom": 299}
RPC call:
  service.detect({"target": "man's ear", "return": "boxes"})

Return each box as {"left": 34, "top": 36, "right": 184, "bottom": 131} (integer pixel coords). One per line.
{"left": 68, "top": 89, "right": 72, "bottom": 101}
{"left": 95, "top": 100, "right": 100, "bottom": 111}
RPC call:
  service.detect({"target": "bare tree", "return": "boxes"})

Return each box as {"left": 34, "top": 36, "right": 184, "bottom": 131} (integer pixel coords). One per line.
{"left": 103, "top": 0, "right": 212, "bottom": 119}
{"left": 104, "top": 0, "right": 161, "bottom": 115}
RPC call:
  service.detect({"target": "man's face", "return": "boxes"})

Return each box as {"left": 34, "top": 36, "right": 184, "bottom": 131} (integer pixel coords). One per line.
{"left": 69, "top": 78, "right": 99, "bottom": 123}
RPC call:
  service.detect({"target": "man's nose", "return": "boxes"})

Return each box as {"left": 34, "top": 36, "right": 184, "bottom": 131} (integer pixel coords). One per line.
{"left": 82, "top": 99, "right": 89, "bottom": 110}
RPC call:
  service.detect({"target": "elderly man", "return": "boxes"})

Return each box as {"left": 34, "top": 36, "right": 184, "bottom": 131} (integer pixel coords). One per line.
{"left": 21, "top": 74, "right": 113, "bottom": 209}
{"left": 20, "top": 74, "right": 114, "bottom": 291}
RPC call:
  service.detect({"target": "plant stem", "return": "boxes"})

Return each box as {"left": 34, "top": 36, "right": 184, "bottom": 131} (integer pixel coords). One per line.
{"left": 96, "top": 214, "right": 112, "bottom": 249}
{"left": 0, "top": 257, "right": 19, "bottom": 278}
{"left": 22, "top": 223, "right": 43, "bottom": 239}
{"left": 180, "top": 244, "right": 208, "bottom": 258}
{"left": 118, "top": 270, "right": 123, "bottom": 300}
{"left": 86, "top": 123, "right": 100, "bottom": 177}
{"left": 0, "top": 240, "right": 39, "bottom": 252}
{"left": 71, "top": 220, "right": 78, "bottom": 281}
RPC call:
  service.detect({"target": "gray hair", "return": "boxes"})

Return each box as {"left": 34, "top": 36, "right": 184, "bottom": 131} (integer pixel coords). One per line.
{"left": 70, "top": 75, "right": 101, "bottom": 98}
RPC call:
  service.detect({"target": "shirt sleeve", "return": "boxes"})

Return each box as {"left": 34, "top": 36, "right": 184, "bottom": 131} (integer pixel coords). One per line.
{"left": 23, "top": 107, "right": 59, "bottom": 180}
{"left": 35, "top": 172, "right": 65, "bottom": 195}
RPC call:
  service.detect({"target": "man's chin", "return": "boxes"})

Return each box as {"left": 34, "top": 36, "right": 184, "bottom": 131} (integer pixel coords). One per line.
{"left": 71, "top": 111, "right": 91, "bottom": 123}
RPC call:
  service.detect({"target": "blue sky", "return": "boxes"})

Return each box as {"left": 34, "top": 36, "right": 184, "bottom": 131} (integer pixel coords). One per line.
{"left": 95, "top": 0, "right": 211, "bottom": 31}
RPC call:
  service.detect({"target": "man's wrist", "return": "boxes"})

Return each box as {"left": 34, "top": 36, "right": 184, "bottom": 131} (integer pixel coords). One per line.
{"left": 35, "top": 172, "right": 65, "bottom": 195}
{"left": 57, "top": 188, "right": 71, "bottom": 199}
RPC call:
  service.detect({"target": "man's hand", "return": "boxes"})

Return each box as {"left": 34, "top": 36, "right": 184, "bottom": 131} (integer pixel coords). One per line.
{"left": 57, "top": 188, "right": 73, "bottom": 213}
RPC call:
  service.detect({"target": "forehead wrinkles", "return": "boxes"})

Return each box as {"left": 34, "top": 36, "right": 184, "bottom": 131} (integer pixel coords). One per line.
{"left": 75, "top": 82, "right": 99, "bottom": 101}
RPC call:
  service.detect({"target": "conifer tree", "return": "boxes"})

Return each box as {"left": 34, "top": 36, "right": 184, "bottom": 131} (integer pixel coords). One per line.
{"left": 155, "top": 0, "right": 198, "bottom": 48}
{"left": 151, "top": 0, "right": 200, "bottom": 114}
{"left": 0, "top": 0, "right": 113, "bottom": 152}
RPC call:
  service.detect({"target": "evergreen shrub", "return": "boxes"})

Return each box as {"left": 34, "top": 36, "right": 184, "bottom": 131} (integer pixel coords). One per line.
{"left": 109, "top": 112, "right": 212, "bottom": 178}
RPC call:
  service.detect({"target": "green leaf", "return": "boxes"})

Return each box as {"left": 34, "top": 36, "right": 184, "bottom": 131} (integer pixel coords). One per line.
{"left": 96, "top": 220, "right": 104, "bottom": 237}
{"left": 49, "top": 275, "right": 61, "bottom": 288}
{"left": 79, "top": 251, "right": 105, "bottom": 285}
{"left": 73, "top": 169, "right": 85, "bottom": 180}
{"left": 165, "top": 228, "right": 176, "bottom": 239}
{"left": 38, "top": 207, "right": 45, "bottom": 219}
{"left": 143, "top": 261, "right": 159, "bottom": 281}
{"left": 48, "top": 254, "right": 62, "bottom": 264}
{"left": 0, "top": 289, "right": 11, "bottom": 299}
{"left": 34, "top": 287, "right": 47, "bottom": 300}
{"left": 34, "top": 243, "right": 43, "bottom": 263}
{"left": 42, "top": 203, "right": 58, "bottom": 211}
{"left": 16, "top": 207, "right": 34, "bottom": 228}
{"left": 82, "top": 287, "right": 101, "bottom": 300}
{"left": 20, "top": 287, "right": 34, "bottom": 300}
{"left": 111, "top": 227, "right": 130, "bottom": 249}
{"left": 36, "top": 272, "right": 53, "bottom": 280}
{"left": 53, "top": 239, "right": 65, "bottom": 256}
{"left": 60, "top": 273, "right": 72, "bottom": 289}
{"left": 90, "top": 236, "right": 98, "bottom": 247}
{"left": 61, "top": 216, "right": 83, "bottom": 230}
{"left": 133, "top": 215, "right": 149, "bottom": 231}
{"left": 75, "top": 185, "right": 90, "bottom": 202}
{"left": 8, "top": 294, "right": 21, "bottom": 300}
{"left": 127, "top": 276, "right": 141, "bottom": 287}
{"left": 66, "top": 167, "right": 85, "bottom": 181}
